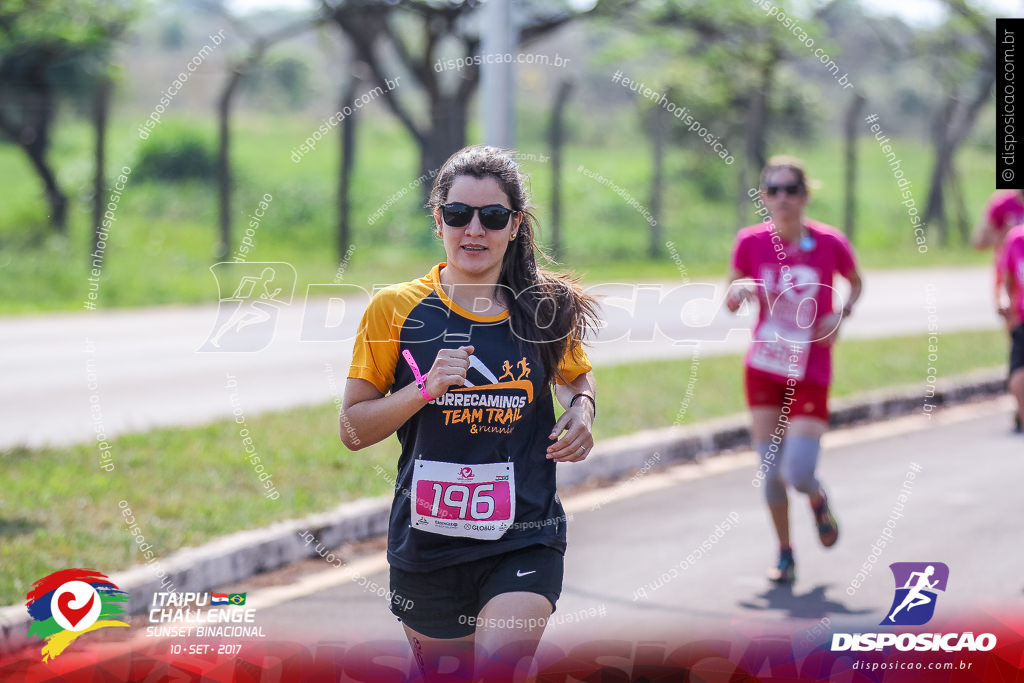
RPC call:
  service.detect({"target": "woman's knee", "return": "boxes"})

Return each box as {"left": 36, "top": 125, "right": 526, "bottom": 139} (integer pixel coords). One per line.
{"left": 781, "top": 436, "right": 821, "bottom": 493}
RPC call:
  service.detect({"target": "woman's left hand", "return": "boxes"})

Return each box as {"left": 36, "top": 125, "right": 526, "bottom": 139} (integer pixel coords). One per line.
{"left": 813, "top": 311, "right": 844, "bottom": 347}
{"left": 546, "top": 404, "right": 595, "bottom": 462}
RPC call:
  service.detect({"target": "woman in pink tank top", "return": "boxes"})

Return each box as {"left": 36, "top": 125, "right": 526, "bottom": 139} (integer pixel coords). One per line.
{"left": 725, "top": 156, "right": 863, "bottom": 584}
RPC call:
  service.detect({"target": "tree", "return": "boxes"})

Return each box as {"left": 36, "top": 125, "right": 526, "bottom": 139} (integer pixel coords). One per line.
{"left": 321, "top": 0, "right": 594, "bottom": 178}
{"left": 0, "top": 0, "right": 134, "bottom": 233}
{"left": 645, "top": 88, "right": 667, "bottom": 258}
{"left": 547, "top": 79, "right": 573, "bottom": 261}
{"left": 596, "top": 0, "right": 823, "bottom": 237}
{"left": 843, "top": 92, "right": 865, "bottom": 240}
{"left": 203, "top": 3, "right": 321, "bottom": 259}
{"left": 243, "top": 54, "right": 315, "bottom": 110}
{"left": 91, "top": 73, "right": 113, "bottom": 257}
{"left": 337, "top": 70, "right": 363, "bottom": 257}
{"left": 921, "top": 0, "right": 996, "bottom": 245}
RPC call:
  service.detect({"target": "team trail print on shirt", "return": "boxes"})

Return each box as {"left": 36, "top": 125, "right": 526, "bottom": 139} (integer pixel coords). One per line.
{"left": 431, "top": 355, "right": 534, "bottom": 433}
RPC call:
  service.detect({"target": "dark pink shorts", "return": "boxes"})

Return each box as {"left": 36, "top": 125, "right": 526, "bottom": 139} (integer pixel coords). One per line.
{"left": 744, "top": 366, "right": 829, "bottom": 421}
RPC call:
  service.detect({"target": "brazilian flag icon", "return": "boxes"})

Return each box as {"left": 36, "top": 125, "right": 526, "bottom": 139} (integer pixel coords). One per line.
{"left": 229, "top": 593, "right": 246, "bottom": 605}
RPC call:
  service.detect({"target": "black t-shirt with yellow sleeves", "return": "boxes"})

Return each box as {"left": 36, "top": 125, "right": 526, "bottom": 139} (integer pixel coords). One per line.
{"left": 348, "top": 263, "right": 592, "bottom": 572}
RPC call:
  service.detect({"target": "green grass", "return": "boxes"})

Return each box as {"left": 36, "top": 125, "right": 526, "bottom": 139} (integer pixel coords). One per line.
{"left": 0, "top": 328, "right": 1007, "bottom": 605}
{"left": 0, "top": 110, "right": 995, "bottom": 314}
{"left": 588, "top": 329, "right": 1007, "bottom": 437}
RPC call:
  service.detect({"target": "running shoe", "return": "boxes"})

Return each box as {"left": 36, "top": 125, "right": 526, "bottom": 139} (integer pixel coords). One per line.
{"left": 812, "top": 490, "right": 839, "bottom": 548}
{"left": 768, "top": 548, "right": 795, "bottom": 584}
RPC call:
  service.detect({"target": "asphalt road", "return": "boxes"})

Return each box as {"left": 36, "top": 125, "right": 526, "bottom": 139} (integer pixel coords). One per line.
{"left": 232, "top": 399, "right": 1022, "bottom": 649}
{"left": 3, "top": 399, "right": 1018, "bottom": 680}
{"left": 3, "top": 266, "right": 997, "bottom": 449}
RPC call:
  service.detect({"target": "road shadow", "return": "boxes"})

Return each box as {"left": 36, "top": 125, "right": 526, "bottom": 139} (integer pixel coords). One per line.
{"left": 561, "top": 583, "right": 875, "bottom": 627}
{"left": 737, "top": 584, "right": 872, "bottom": 620}
{"left": 0, "top": 517, "right": 41, "bottom": 539}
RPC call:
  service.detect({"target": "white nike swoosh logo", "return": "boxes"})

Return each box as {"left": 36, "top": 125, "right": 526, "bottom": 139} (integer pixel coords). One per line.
{"left": 516, "top": 570, "right": 536, "bottom": 577}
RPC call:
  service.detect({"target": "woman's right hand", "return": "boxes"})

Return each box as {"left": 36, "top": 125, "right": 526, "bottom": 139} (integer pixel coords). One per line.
{"left": 424, "top": 345, "right": 474, "bottom": 399}
{"left": 726, "top": 286, "right": 753, "bottom": 313}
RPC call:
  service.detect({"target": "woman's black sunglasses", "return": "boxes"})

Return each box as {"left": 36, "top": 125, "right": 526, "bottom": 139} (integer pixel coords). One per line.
{"left": 763, "top": 183, "right": 805, "bottom": 197}
{"left": 441, "top": 202, "right": 516, "bottom": 230}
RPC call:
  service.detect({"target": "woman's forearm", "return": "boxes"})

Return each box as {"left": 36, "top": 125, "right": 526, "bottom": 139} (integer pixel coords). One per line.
{"left": 554, "top": 372, "right": 596, "bottom": 413}
{"left": 342, "top": 382, "right": 429, "bottom": 450}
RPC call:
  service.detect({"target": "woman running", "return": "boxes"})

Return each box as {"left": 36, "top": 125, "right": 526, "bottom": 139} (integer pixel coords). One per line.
{"left": 997, "top": 223, "right": 1024, "bottom": 433}
{"left": 726, "top": 156, "right": 863, "bottom": 584}
{"left": 975, "top": 189, "right": 1024, "bottom": 431}
{"left": 972, "top": 189, "right": 1024, "bottom": 251}
{"left": 341, "top": 146, "right": 599, "bottom": 680}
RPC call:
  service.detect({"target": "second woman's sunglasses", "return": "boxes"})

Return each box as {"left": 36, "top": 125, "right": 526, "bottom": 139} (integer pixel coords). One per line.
{"left": 441, "top": 202, "right": 516, "bottom": 230}
{"left": 763, "top": 183, "right": 804, "bottom": 197}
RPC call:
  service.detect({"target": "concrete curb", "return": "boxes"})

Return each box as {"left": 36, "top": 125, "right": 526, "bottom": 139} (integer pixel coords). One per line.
{"left": 555, "top": 368, "right": 1005, "bottom": 489}
{"left": 0, "top": 369, "right": 1005, "bottom": 654}
{"left": 0, "top": 495, "right": 391, "bottom": 656}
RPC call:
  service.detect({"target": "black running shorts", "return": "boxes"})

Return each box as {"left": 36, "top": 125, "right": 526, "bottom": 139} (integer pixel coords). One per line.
{"left": 1012, "top": 323, "right": 1024, "bottom": 376}
{"left": 389, "top": 544, "right": 563, "bottom": 639}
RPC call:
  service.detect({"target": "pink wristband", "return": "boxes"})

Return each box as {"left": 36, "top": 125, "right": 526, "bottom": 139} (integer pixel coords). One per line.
{"left": 402, "top": 349, "right": 435, "bottom": 402}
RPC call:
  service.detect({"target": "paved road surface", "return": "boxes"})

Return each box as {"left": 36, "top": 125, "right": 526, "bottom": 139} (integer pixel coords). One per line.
{"left": 235, "top": 399, "right": 1021, "bottom": 649}
{"left": 3, "top": 266, "right": 998, "bottom": 449}
{"left": 3, "top": 400, "right": 1017, "bottom": 679}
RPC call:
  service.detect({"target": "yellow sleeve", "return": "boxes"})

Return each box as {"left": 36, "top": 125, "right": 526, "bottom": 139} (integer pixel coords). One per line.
{"left": 555, "top": 338, "right": 592, "bottom": 385}
{"left": 347, "top": 289, "right": 402, "bottom": 394}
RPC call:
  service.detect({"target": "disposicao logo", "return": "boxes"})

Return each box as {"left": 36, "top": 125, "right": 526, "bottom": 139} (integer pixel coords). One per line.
{"left": 831, "top": 562, "right": 996, "bottom": 653}
{"left": 883, "top": 562, "right": 948, "bottom": 626}
{"left": 25, "top": 569, "right": 129, "bottom": 661}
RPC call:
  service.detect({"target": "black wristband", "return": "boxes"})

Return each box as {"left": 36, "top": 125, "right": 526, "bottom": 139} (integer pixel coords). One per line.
{"left": 570, "top": 393, "right": 596, "bottom": 416}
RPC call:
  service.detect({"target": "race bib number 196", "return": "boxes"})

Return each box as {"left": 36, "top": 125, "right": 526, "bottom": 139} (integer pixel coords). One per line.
{"left": 411, "top": 460, "right": 515, "bottom": 541}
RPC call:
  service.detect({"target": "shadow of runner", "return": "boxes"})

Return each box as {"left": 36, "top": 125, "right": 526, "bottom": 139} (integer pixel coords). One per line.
{"left": 738, "top": 584, "right": 873, "bottom": 620}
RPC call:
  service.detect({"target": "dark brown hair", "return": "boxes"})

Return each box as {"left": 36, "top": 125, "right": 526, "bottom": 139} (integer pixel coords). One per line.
{"left": 428, "top": 145, "right": 600, "bottom": 385}
{"left": 760, "top": 155, "right": 809, "bottom": 194}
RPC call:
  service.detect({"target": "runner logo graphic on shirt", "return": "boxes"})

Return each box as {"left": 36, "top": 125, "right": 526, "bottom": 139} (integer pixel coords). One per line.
{"left": 431, "top": 355, "right": 534, "bottom": 434}
{"left": 760, "top": 264, "right": 821, "bottom": 313}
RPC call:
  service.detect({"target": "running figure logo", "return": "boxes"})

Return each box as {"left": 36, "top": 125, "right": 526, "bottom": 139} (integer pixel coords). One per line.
{"left": 200, "top": 262, "right": 296, "bottom": 352}
{"left": 498, "top": 358, "right": 531, "bottom": 382}
{"left": 882, "top": 562, "right": 949, "bottom": 626}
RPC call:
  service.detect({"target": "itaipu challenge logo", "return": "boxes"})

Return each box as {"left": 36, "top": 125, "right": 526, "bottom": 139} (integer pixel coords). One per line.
{"left": 882, "top": 561, "right": 949, "bottom": 626}
{"left": 25, "top": 569, "right": 129, "bottom": 661}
